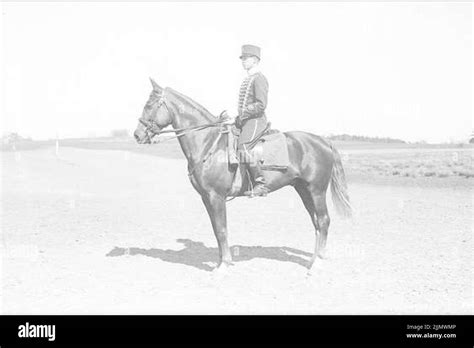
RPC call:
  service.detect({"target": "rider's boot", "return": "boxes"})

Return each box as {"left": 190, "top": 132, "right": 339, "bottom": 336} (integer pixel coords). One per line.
{"left": 244, "top": 162, "right": 269, "bottom": 197}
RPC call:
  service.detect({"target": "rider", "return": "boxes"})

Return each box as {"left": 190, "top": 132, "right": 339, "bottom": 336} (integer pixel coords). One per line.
{"left": 235, "top": 44, "right": 269, "bottom": 197}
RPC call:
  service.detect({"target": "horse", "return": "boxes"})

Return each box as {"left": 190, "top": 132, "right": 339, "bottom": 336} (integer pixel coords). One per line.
{"left": 134, "top": 78, "right": 352, "bottom": 272}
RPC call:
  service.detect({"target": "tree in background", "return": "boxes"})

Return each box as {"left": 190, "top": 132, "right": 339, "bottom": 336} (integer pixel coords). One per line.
{"left": 110, "top": 129, "right": 130, "bottom": 138}
{"left": 327, "top": 134, "right": 406, "bottom": 144}
{"left": 1, "top": 132, "right": 31, "bottom": 145}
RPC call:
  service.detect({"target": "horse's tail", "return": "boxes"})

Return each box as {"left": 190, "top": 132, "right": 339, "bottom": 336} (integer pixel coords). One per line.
{"left": 329, "top": 143, "right": 352, "bottom": 218}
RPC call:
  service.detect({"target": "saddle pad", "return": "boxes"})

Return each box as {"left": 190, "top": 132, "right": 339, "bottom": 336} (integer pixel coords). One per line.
{"left": 254, "top": 132, "right": 290, "bottom": 170}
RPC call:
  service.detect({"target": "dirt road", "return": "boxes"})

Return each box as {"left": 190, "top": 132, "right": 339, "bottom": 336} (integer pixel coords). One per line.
{"left": 1, "top": 147, "right": 472, "bottom": 314}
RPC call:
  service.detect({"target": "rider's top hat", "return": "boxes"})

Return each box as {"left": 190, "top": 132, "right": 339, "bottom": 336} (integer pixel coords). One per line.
{"left": 240, "top": 44, "right": 261, "bottom": 60}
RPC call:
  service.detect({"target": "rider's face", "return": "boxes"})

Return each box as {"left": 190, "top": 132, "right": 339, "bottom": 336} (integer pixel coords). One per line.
{"left": 241, "top": 56, "right": 258, "bottom": 71}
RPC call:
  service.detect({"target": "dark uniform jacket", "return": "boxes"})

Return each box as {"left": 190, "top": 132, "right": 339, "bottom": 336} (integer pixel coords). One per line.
{"left": 237, "top": 71, "right": 269, "bottom": 147}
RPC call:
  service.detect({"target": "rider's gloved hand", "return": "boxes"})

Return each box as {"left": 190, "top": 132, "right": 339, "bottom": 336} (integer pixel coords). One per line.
{"left": 220, "top": 110, "right": 237, "bottom": 125}
{"left": 219, "top": 110, "right": 230, "bottom": 120}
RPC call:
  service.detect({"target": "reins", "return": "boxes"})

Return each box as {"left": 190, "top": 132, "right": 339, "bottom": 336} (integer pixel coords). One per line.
{"left": 152, "top": 120, "right": 228, "bottom": 143}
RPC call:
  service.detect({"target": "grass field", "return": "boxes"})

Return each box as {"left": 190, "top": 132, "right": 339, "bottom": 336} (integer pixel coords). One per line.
{"left": 3, "top": 136, "right": 472, "bottom": 185}
{"left": 342, "top": 147, "right": 473, "bottom": 180}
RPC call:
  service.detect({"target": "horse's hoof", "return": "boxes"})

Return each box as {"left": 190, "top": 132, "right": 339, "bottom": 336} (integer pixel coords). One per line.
{"left": 212, "top": 261, "right": 233, "bottom": 273}
{"left": 219, "top": 260, "right": 234, "bottom": 268}
{"left": 318, "top": 250, "right": 330, "bottom": 260}
{"left": 307, "top": 257, "right": 324, "bottom": 273}
{"left": 211, "top": 263, "right": 232, "bottom": 281}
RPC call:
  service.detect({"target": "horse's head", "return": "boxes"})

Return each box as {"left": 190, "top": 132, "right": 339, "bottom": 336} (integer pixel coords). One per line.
{"left": 134, "top": 78, "right": 173, "bottom": 144}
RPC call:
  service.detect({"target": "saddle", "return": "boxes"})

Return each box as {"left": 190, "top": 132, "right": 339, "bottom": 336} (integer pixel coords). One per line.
{"left": 226, "top": 122, "right": 290, "bottom": 171}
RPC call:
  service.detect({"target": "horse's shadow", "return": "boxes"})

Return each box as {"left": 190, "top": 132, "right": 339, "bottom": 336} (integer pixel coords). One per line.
{"left": 106, "top": 239, "right": 312, "bottom": 272}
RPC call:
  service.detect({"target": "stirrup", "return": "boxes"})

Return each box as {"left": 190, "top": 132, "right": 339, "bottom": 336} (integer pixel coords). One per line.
{"left": 244, "top": 184, "right": 268, "bottom": 198}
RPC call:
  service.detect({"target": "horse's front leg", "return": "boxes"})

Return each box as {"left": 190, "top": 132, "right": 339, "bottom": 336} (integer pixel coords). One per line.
{"left": 202, "top": 193, "right": 233, "bottom": 268}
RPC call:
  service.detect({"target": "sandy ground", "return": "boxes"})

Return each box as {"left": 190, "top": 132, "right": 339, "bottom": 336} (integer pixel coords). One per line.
{"left": 1, "top": 147, "right": 472, "bottom": 314}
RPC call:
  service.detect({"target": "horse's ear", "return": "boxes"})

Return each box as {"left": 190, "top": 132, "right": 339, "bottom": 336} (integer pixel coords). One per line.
{"left": 149, "top": 77, "right": 162, "bottom": 92}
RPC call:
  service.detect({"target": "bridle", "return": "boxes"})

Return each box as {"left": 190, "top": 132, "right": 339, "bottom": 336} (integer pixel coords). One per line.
{"left": 138, "top": 89, "right": 230, "bottom": 143}
{"left": 138, "top": 90, "right": 168, "bottom": 142}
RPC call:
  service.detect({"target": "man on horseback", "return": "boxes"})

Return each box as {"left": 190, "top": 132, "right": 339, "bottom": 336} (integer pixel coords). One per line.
{"left": 235, "top": 44, "right": 269, "bottom": 197}
{"left": 136, "top": 70, "right": 352, "bottom": 271}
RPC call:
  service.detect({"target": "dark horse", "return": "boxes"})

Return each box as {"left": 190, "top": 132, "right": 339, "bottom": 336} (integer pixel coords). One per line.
{"left": 134, "top": 78, "right": 352, "bottom": 272}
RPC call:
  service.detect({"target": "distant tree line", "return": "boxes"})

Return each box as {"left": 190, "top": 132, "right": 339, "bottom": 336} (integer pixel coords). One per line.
{"left": 110, "top": 129, "right": 130, "bottom": 138}
{"left": 1, "top": 132, "right": 32, "bottom": 144}
{"left": 327, "top": 134, "right": 406, "bottom": 143}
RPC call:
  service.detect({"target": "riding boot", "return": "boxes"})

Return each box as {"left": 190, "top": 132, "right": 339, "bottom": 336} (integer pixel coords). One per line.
{"left": 244, "top": 161, "right": 269, "bottom": 197}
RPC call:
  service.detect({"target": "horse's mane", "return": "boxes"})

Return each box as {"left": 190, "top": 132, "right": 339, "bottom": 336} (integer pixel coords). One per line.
{"left": 167, "top": 88, "right": 217, "bottom": 121}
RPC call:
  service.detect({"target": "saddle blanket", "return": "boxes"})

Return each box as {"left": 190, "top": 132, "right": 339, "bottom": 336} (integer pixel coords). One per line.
{"left": 227, "top": 125, "right": 290, "bottom": 171}
{"left": 252, "top": 132, "right": 290, "bottom": 171}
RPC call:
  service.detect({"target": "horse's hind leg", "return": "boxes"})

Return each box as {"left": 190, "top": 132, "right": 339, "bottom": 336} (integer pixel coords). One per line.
{"left": 294, "top": 183, "right": 330, "bottom": 270}
{"left": 294, "top": 183, "right": 320, "bottom": 269}
{"left": 311, "top": 191, "right": 330, "bottom": 260}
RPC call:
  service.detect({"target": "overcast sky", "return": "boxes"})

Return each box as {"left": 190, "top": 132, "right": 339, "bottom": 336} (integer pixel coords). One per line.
{"left": 1, "top": 2, "right": 472, "bottom": 142}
